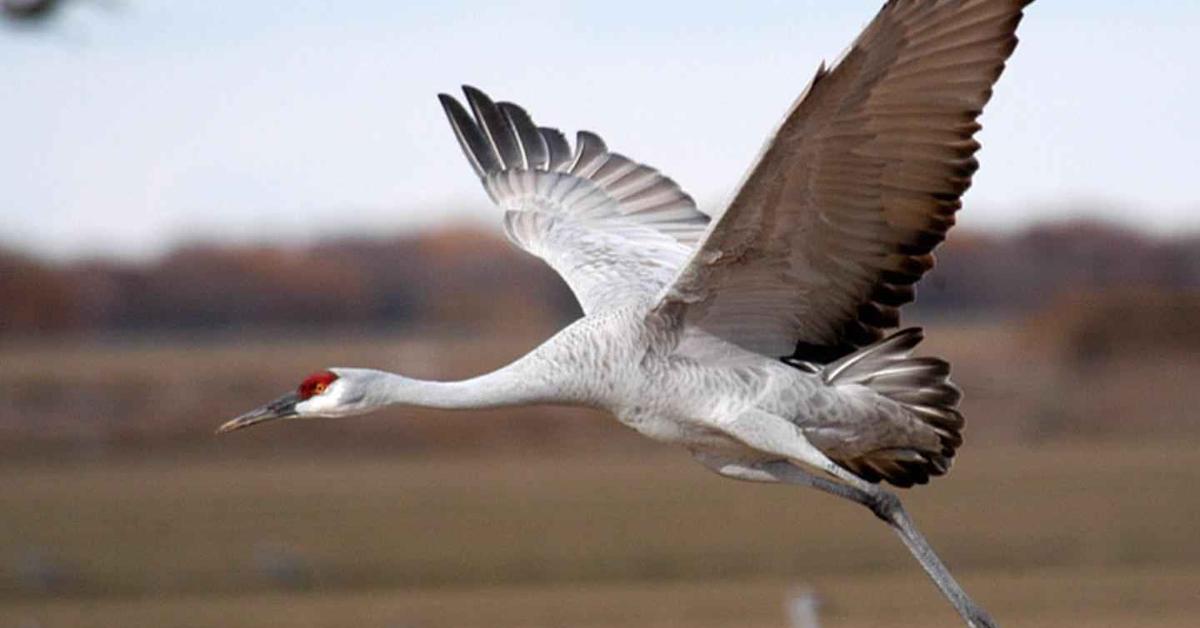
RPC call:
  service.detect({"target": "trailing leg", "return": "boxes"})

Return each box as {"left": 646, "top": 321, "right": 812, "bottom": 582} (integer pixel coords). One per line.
{"left": 693, "top": 448, "right": 998, "bottom": 628}
{"left": 803, "top": 459, "right": 998, "bottom": 628}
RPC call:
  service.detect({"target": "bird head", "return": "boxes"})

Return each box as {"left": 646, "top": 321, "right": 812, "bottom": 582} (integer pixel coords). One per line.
{"left": 217, "top": 369, "right": 372, "bottom": 433}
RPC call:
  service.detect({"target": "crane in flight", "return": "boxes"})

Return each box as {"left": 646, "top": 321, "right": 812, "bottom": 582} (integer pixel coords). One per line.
{"left": 220, "top": 1, "right": 1032, "bottom": 625}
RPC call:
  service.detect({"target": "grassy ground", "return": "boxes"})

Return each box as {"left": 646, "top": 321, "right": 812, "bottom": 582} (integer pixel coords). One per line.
{"left": 3, "top": 443, "right": 1199, "bottom": 627}
{"left": 9, "top": 567, "right": 1200, "bottom": 628}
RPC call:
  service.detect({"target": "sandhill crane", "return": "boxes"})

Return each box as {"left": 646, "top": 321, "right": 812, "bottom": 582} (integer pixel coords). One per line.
{"left": 219, "top": 1, "right": 1033, "bottom": 625}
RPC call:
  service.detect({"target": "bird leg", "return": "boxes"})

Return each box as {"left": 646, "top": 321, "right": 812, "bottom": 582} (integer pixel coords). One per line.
{"left": 817, "top": 461, "right": 998, "bottom": 628}
{"left": 693, "top": 453, "right": 998, "bottom": 628}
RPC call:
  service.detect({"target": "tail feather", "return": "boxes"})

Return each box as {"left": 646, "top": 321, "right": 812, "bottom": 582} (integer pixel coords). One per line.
{"left": 818, "top": 327, "right": 965, "bottom": 488}
{"left": 821, "top": 327, "right": 923, "bottom": 383}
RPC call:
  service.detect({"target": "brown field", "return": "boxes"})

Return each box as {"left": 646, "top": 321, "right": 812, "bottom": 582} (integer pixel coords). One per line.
{"left": 3, "top": 444, "right": 1200, "bottom": 627}
{"left": 2, "top": 322, "right": 1200, "bottom": 627}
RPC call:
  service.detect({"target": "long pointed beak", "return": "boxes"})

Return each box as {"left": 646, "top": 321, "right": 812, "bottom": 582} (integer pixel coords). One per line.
{"left": 217, "top": 392, "right": 300, "bottom": 434}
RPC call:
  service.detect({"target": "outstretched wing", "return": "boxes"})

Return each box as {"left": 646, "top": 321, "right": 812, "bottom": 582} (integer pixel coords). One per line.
{"left": 653, "top": 0, "right": 1030, "bottom": 362}
{"left": 439, "top": 87, "right": 710, "bottom": 314}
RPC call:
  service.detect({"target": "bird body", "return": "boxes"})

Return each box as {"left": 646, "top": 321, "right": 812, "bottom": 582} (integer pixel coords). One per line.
{"left": 317, "top": 301, "right": 959, "bottom": 488}
{"left": 220, "top": 2, "right": 1034, "bottom": 625}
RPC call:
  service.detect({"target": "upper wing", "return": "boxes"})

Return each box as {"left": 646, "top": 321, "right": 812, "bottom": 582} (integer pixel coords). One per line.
{"left": 653, "top": 0, "right": 1030, "bottom": 361}
{"left": 438, "top": 87, "right": 709, "bottom": 314}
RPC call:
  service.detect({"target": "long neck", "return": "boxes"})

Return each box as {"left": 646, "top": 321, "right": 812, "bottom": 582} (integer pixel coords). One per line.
{"left": 393, "top": 370, "right": 546, "bottom": 410}
{"left": 356, "top": 354, "right": 575, "bottom": 412}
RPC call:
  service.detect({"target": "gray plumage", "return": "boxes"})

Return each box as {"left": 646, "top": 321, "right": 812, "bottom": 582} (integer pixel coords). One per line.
{"left": 436, "top": 81, "right": 969, "bottom": 487}
{"left": 224, "top": 3, "right": 1034, "bottom": 626}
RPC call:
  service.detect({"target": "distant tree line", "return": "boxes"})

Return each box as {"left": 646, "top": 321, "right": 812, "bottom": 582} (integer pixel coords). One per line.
{"left": 0, "top": 227, "right": 580, "bottom": 339}
{"left": 2, "top": 220, "right": 1198, "bottom": 340}
{"left": 914, "top": 220, "right": 1200, "bottom": 316}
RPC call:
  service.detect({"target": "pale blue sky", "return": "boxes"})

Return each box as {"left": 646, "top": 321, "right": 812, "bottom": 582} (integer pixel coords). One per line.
{"left": 3, "top": 1, "right": 1198, "bottom": 259}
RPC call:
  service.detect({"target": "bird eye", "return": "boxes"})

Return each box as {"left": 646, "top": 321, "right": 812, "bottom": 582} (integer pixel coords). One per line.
{"left": 298, "top": 371, "right": 339, "bottom": 400}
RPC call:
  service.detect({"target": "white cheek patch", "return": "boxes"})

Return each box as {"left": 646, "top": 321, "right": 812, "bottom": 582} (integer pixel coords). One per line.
{"left": 296, "top": 394, "right": 341, "bottom": 416}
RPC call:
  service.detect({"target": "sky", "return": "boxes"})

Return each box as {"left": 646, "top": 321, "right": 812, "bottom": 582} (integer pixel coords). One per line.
{"left": 3, "top": 1, "right": 1198, "bottom": 260}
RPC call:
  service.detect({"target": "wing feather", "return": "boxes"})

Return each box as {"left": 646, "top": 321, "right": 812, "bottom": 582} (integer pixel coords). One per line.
{"left": 438, "top": 94, "right": 500, "bottom": 179}
{"left": 463, "top": 86, "right": 524, "bottom": 170}
{"left": 541, "top": 127, "right": 572, "bottom": 171}
{"left": 499, "top": 102, "right": 548, "bottom": 170}
{"left": 439, "top": 87, "right": 710, "bottom": 314}
{"left": 653, "top": 0, "right": 1031, "bottom": 362}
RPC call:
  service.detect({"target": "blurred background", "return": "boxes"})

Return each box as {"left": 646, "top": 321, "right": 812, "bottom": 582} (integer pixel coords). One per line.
{"left": 3, "top": 1, "right": 1199, "bottom": 627}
